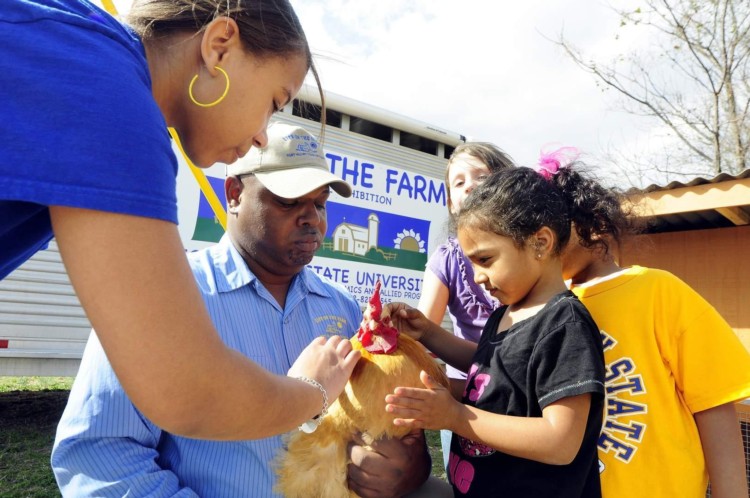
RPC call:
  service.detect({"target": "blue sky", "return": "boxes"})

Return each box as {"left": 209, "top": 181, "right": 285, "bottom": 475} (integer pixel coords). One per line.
{"left": 292, "top": 0, "right": 677, "bottom": 187}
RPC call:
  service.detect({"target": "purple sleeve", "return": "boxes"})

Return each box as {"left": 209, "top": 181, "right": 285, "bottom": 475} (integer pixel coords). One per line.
{"left": 426, "top": 241, "right": 456, "bottom": 290}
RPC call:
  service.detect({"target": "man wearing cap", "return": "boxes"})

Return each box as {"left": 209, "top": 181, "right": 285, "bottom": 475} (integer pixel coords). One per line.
{"left": 52, "top": 123, "right": 438, "bottom": 498}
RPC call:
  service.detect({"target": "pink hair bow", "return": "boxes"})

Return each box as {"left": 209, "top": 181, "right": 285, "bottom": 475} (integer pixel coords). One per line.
{"left": 536, "top": 146, "right": 580, "bottom": 180}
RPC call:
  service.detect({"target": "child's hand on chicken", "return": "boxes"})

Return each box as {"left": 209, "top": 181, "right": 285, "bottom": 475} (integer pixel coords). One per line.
{"left": 383, "top": 302, "right": 435, "bottom": 342}
{"left": 385, "top": 370, "right": 461, "bottom": 431}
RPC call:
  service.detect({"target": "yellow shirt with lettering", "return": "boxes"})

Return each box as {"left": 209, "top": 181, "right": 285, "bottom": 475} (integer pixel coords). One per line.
{"left": 571, "top": 266, "right": 750, "bottom": 497}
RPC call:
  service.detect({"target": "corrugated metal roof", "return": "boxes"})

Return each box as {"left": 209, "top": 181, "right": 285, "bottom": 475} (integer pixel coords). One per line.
{"left": 629, "top": 169, "right": 750, "bottom": 234}
{"left": 639, "top": 168, "right": 750, "bottom": 193}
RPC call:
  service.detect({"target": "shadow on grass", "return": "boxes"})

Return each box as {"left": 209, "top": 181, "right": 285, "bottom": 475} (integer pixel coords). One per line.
{"left": 0, "top": 391, "right": 449, "bottom": 496}
{"left": 0, "top": 390, "right": 70, "bottom": 498}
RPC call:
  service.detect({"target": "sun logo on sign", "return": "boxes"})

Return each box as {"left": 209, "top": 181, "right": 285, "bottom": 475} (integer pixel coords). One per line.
{"left": 393, "top": 229, "right": 426, "bottom": 253}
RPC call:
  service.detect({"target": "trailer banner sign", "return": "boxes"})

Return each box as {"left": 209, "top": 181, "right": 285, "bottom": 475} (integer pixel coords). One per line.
{"left": 180, "top": 148, "right": 449, "bottom": 307}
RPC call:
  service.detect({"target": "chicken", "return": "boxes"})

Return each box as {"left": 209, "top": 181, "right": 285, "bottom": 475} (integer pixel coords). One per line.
{"left": 274, "top": 281, "right": 449, "bottom": 498}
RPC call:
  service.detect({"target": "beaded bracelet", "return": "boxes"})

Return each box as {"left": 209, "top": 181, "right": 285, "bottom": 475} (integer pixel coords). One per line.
{"left": 294, "top": 376, "right": 329, "bottom": 433}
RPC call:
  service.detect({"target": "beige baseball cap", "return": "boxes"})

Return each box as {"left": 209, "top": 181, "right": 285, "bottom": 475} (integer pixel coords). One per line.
{"left": 227, "top": 122, "right": 352, "bottom": 199}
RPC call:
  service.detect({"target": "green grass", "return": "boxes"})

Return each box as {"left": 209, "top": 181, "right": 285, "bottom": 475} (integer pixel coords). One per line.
{"left": 0, "top": 377, "right": 73, "bottom": 498}
{"left": 0, "top": 377, "right": 448, "bottom": 496}
{"left": 0, "top": 377, "right": 72, "bottom": 392}
{"left": 1, "top": 426, "right": 61, "bottom": 497}
{"left": 425, "top": 429, "right": 447, "bottom": 480}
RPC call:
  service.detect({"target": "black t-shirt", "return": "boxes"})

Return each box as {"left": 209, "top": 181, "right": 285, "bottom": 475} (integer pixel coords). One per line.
{"left": 448, "top": 291, "right": 605, "bottom": 498}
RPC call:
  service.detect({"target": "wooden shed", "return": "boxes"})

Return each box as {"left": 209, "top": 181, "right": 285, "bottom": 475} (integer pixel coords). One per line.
{"left": 621, "top": 169, "right": 750, "bottom": 349}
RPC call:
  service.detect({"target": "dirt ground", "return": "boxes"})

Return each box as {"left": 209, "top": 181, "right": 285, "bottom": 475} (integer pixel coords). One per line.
{"left": 0, "top": 390, "right": 69, "bottom": 429}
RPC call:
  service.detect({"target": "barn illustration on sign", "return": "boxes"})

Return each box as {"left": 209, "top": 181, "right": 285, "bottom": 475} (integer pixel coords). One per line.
{"left": 192, "top": 178, "right": 431, "bottom": 271}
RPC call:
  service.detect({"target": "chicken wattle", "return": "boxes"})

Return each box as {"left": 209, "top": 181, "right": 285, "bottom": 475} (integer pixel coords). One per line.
{"left": 356, "top": 280, "right": 399, "bottom": 354}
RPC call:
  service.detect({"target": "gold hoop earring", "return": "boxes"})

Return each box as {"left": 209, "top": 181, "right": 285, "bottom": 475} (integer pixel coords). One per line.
{"left": 188, "top": 66, "right": 230, "bottom": 108}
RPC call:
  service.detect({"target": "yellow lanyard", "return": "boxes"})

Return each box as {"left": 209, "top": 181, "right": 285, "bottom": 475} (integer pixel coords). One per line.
{"left": 101, "top": 1, "right": 228, "bottom": 231}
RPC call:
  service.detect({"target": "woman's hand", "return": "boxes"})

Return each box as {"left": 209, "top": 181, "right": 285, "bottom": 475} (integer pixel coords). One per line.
{"left": 288, "top": 335, "right": 361, "bottom": 412}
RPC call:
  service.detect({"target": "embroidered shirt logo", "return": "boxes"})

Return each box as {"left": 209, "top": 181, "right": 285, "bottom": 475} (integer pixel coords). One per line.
{"left": 313, "top": 314, "right": 348, "bottom": 337}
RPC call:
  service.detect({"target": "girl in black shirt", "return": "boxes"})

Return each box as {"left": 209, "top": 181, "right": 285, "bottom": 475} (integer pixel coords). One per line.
{"left": 386, "top": 166, "right": 605, "bottom": 498}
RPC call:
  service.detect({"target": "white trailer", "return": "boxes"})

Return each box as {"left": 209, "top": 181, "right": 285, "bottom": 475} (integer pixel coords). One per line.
{"left": 0, "top": 89, "right": 464, "bottom": 376}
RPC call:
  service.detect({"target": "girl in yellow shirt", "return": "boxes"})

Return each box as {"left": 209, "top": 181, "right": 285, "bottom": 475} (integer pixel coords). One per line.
{"left": 547, "top": 150, "right": 750, "bottom": 498}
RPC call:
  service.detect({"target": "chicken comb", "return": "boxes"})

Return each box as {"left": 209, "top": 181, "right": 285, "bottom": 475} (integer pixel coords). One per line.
{"left": 355, "top": 280, "right": 399, "bottom": 354}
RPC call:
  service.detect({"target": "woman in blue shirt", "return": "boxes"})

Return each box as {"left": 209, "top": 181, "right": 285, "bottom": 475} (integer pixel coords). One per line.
{"left": 0, "top": 0, "right": 359, "bottom": 439}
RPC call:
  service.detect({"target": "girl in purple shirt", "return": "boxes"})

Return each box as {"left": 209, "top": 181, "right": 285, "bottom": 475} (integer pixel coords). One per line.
{"left": 418, "top": 142, "right": 515, "bottom": 465}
